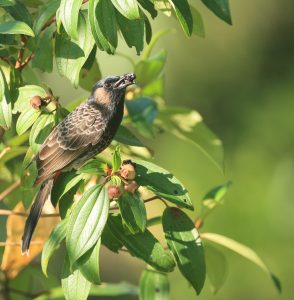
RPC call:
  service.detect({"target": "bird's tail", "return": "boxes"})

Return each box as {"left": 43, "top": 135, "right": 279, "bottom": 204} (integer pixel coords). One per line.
{"left": 21, "top": 178, "right": 54, "bottom": 255}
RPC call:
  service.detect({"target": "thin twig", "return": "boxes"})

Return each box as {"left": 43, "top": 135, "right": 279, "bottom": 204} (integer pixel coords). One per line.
{"left": 0, "top": 241, "right": 44, "bottom": 247}
{"left": 0, "top": 180, "right": 21, "bottom": 202}
{"left": 143, "top": 196, "right": 160, "bottom": 203}
{"left": 41, "top": 16, "right": 56, "bottom": 31}
{"left": 19, "top": 52, "right": 34, "bottom": 69}
{"left": 0, "top": 209, "right": 59, "bottom": 218}
{"left": 0, "top": 147, "right": 11, "bottom": 160}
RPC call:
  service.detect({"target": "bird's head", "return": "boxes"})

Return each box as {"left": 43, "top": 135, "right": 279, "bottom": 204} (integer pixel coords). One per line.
{"left": 91, "top": 73, "right": 136, "bottom": 106}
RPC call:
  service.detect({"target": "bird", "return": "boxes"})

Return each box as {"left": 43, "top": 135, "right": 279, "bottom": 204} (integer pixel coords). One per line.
{"left": 21, "top": 73, "right": 136, "bottom": 255}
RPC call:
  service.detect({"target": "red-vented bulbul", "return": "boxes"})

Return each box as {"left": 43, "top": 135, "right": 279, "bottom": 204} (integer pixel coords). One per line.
{"left": 22, "top": 73, "right": 136, "bottom": 255}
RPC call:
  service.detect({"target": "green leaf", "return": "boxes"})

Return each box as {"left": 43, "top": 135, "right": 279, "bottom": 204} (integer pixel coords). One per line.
{"left": 77, "top": 239, "right": 101, "bottom": 285}
{"left": 32, "top": 26, "right": 54, "bottom": 73}
{"left": 201, "top": 0, "right": 232, "bottom": 25}
{"left": 139, "top": 269, "right": 169, "bottom": 300}
{"left": 141, "top": 74, "right": 164, "bottom": 97}
{"left": 201, "top": 232, "right": 281, "bottom": 292}
{"left": 154, "top": 0, "right": 172, "bottom": 17}
{"left": 62, "top": 253, "right": 91, "bottom": 300}
{"left": 191, "top": 6, "right": 205, "bottom": 37}
{"left": 51, "top": 170, "right": 84, "bottom": 206}
{"left": 138, "top": 0, "right": 157, "bottom": 19}
{"left": 168, "top": 0, "right": 193, "bottom": 36}
{"left": 205, "top": 244, "right": 228, "bottom": 294}
{"left": 135, "top": 159, "right": 193, "bottom": 210}
{"left": 116, "top": 9, "right": 144, "bottom": 55}
{"left": 0, "top": 68, "right": 11, "bottom": 130}
{"left": 79, "top": 60, "right": 102, "bottom": 92}
{"left": 41, "top": 218, "right": 68, "bottom": 277}
{"left": 147, "top": 216, "right": 162, "bottom": 227}
{"left": 112, "top": 145, "right": 122, "bottom": 172}
{"left": 59, "top": 0, "right": 83, "bottom": 40}
{"left": 101, "top": 222, "right": 123, "bottom": 253}
{"left": 135, "top": 50, "right": 166, "bottom": 87}
{"left": 114, "top": 125, "right": 144, "bottom": 147}
{"left": 13, "top": 85, "right": 47, "bottom": 113}
{"left": 33, "top": 0, "right": 61, "bottom": 35}
{"left": 157, "top": 107, "right": 224, "bottom": 171}
{"left": 118, "top": 191, "right": 147, "bottom": 233}
{"left": 78, "top": 159, "right": 106, "bottom": 175}
{"left": 29, "top": 113, "right": 55, "bottom": 154}
{"left": 66, "top": 184, "right": 109, "bottom": 265}
{"left": 202, "top": 181, "right": 232, "bottom": 210}
{"left": 163, "top": 207, "right": 206, "bottom": 294}
{"left": 0, "top": 0, "right": 16, "bottom": 7}
{"left": 126, "top": 97, "right": 158, "bottom": 138}
{"left": 16, "top": 107, "right": 41, "bottom": 135}
{"left": 111, "top": 0, "right": 140, "bottom": 20}
{"left": 55, "top": 11, "right": 94, "bottom": 87}
{"left": 107, "top": 214, "right": 175, "bottom": 272}
{"left": 4, "top": 0, "right": 32, "bottom": 27}
{"left": 0, "top": 20, "right": 34, "bottom": 36}
{"left": 88, "top": 0, "right": 117, "bottom": 54}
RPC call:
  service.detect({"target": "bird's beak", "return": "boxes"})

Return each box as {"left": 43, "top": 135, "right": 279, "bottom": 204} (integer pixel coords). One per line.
{"left": 113, "top": 73, "right": 136, "bottom": 89}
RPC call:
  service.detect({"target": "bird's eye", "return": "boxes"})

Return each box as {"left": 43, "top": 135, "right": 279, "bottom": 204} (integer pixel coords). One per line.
{"left": 104, "top": 82, "right": 111, "bottom": 88}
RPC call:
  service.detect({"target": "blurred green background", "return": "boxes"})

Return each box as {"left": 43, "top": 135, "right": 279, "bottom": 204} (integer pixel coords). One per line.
{"left": 37, "top": 1, "right": 294, "bottom": 299}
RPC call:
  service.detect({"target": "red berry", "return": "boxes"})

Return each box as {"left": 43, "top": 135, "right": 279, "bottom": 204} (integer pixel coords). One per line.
{"left": 30, "top": 96, "right": 42, "bottom": 109}
{"left": 108, "top": 185, "right": 122, "bottom": 199}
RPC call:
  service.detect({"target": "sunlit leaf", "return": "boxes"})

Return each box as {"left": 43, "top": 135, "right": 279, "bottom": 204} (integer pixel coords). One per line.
{"left": 202, "top": 181, "right": 231, "bottom": 212}
{"left": 111, "top": 0, "right": 140, "bottom": 20}
{"left": 29, "top": 113, "right": 55, "bottom": 154}
{"left": 78, "top": 159, "right": 106, "bottom": 176}
{"left": 51, "top": 170, "right": 85, "bottom": 207}
{"left": 118, "top": 191, "right": 147, "bottom": 233}
{"left": 16, "top": 107, "right": 41, "bottom": 135}
{"left": 66, "top": 184, "right": 109, "bottom": 265}
{"left": 59, "top": 0, "right": 83, "bottom": 40}
{"left": 107, "top": 214, "right": 175, "bottom": 272}
{"left": 4, "top": 0, "right": 32, "bottom": 26}
{"left": 201, "top": 0, "right": 232, "bottom": 25}
{"left": 77, "top": 239, "right": 101, "bottom": 285}
{"left": 157, "top": 107, "right": 224, "bottom": 171}
{"left": 201, "top": 232, "right": 281, "bottom": 292}
{"left": 33, "top": 0, "right": 60, "bottom": 35}
{"left": 139, "top": 268, "right": 169, "bottom": 300}
{"left": 112, "top": 145, "right": 122, "bottom": 172}
{"left": 168, "top": 0, "right": 193, "bottom": 36}
{"left": 0, "top": 68, "right": 11, "bottom": 130}
{"left": 55, "top": 11, "right": 94, "bottom": 87}
{"left": 62, "top": 253, "right": 91, "bottom": 300}
{"left": 205, "top": 244, "right": 228, "bottom": 294}
{"left": 0, "top": 20, "right": 34, "bottom": 36}
{"left": 41, "top": 218, "right": 68, "bottom": 277}
{"left": 13, "top": 84, "right": 47, "bottom": 113}
{"left": 135, "top": 159, "right": 193, "bottom": 210}
{"left": 88, "top": 0, "right": 117, "bottom": 54}
{"left": 154, "top": 0, "right": 172, "bottom": 17}
{"left": 163, "top": 207, "right": 206, "bottom": 294}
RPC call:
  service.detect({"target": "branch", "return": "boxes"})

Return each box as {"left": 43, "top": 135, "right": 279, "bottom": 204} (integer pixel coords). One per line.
{"left": 0, "top": 147, "right": 11, "bottom": 160}
{"left": 19, "top": 52, "right": 35, "bottom": 70}
{"left": 41, "top": 16, "right": 56, "bottom": 31}
{"left": 0, "top": 180, "right": 21, "bottom": 202}
{"left": 0, "top": 209, "right": 59, "bottom": 218}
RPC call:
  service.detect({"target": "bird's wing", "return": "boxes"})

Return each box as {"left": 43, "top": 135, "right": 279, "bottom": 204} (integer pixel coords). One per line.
{"left": 35, "top": 103, "right": 106, "bottom": 184}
